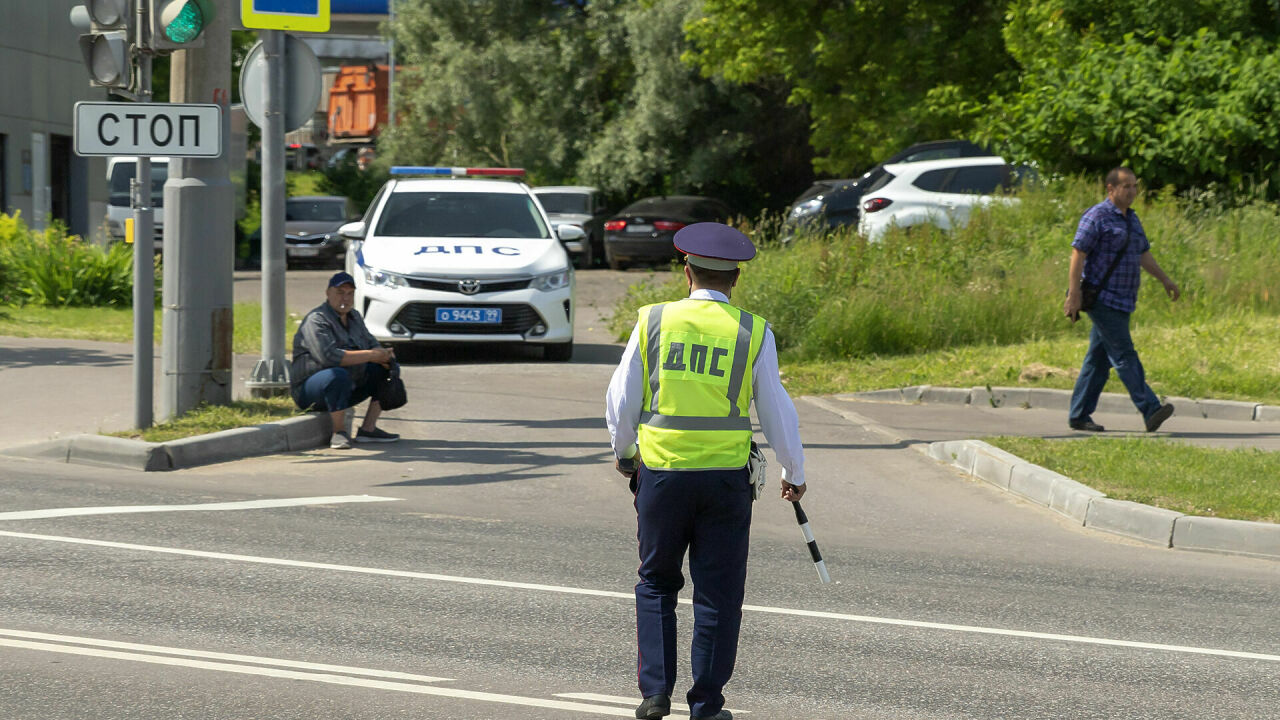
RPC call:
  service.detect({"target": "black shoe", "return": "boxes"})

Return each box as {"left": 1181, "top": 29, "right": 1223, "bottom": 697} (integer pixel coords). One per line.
{"left": 1145, "top": 403, "right": 1175, "bottom": 432}
{"left": 355, "top": 426, "right": 400, "bottom": 443}
{"left": 692, "top": 711, "right": 733, "bottom": 720}
{"left": 635, "top": 694, "right": 671, "bottom": 720}
{"left": 1069, "top": 419, "right": 1105, "bottom": 432}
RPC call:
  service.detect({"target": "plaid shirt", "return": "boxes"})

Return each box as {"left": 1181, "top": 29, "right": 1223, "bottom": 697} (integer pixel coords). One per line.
{"left": 1072, "top": 198, "right": 1150, "bottom": 313}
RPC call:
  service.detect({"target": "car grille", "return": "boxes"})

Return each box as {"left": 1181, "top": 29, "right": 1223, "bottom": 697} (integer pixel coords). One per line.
{"left": 406, "top": 277, "right": 532, "bottom": 293}
{"left": 286, "top": 234, "right": 329, "bottom": 246}
{"left": 392, "top": 302, "right": 544, "bottom": 335}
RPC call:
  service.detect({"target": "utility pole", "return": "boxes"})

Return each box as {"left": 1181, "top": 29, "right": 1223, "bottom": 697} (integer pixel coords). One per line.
{"left": 246, "top": 29, "right": 291, "bottom": 397}
{"left": 161, "top": 1, "right": 234, "bottom": 419}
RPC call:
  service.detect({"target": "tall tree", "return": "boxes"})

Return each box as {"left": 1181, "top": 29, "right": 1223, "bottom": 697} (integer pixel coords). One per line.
{"left": 381, "top": 0, "right": 812, "bottom": 214}
{"left": 982, "top": 0, "right": 1280, "bottom": 191}
{"left": 685, "top": 0, "right": 1015, "bottom": 176}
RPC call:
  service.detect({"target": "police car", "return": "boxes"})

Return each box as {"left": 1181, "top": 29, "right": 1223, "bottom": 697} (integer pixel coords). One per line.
{"left": 338, "top": 167, "right": 583, "bottom": 360}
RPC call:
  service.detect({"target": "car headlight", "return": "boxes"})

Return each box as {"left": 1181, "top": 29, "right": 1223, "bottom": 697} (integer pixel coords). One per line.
{"left": 532, "top": 269, "right": 571, "bottom": 292}
{"left": 789, "top": 198, "right": 824, "bottom": 220}
{"left": 363, "top": 266, "right": 408, "bottom": 289}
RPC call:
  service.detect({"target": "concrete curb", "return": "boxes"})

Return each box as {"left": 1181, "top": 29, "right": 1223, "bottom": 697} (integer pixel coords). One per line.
{"left": 927, "top": 438, "right": 1278, "bottom": 559}
{"left": 844, "top": 386, "right": 1280, "bottom": 422}
{"left": 1, "top": 413, "right": 330, "bottom": 472}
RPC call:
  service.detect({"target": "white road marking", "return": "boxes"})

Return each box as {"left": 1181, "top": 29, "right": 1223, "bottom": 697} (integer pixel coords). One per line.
{"left": 2, "top": 529, "right": 1276, "bottom": 664}
{"left": 555, "top": 693, "right": 748, "bottom": 714}
{"left": 0, "top": 628, "right": 452, "bottom": 684}
{"left": 0, "top": 636, "right": 634, "bottom": 716}
{"left": 0, "top": 495, "right": 399, "bottom": 521}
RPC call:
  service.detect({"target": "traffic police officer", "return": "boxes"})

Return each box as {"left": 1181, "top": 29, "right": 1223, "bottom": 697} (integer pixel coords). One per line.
{"left": 605, "top": 222, "right": 807, "bottom": 720}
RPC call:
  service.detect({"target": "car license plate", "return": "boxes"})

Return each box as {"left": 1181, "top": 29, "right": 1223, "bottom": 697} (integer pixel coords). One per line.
{"left": 628, "top": 224, "right": 653, "bottom": 233}
{"left": 288, "top": 247, "right": 320, "bottom": 257}
{"left": 436, "top": 307, "right": 502, "bottom": 324}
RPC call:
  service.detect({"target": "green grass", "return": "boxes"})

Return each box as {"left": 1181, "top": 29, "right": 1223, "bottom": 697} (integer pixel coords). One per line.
{"left": 986, "top": 436, "right": 1280, "bottom": 523}
{"left": 779, "top": 308, "right": 1280, "bottom": 403}
{"left": 0, "top": 302, "right": 300, "bottom": 356}
{"left": 109, "top": 396, "right": 302, "bottom": 443}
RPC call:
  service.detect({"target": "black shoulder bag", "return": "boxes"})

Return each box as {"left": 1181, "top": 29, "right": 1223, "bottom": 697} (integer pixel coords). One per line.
{"left": 1075, "top": 215, "right": 1132, "bottom": 311}
{"left": 376, "top": 360, "right": 408, "bottom": 411}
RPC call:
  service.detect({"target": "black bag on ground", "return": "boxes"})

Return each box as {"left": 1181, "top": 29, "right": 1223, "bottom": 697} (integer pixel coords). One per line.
{"left": 376, "top": 361, "right": 408, "bottom": 411}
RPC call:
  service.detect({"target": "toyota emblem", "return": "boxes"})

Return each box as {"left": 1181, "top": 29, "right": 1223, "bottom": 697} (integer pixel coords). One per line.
{"left": 458, "top": 279, "right": 481, "bottom": 295}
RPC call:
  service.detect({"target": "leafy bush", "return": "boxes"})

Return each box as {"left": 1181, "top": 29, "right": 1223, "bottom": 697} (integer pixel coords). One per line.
{"left": 0, "top": 211, "right": 153, "bottom": 307}
{"left": 609, "top": 175, "right": 1280, "bottom": 361}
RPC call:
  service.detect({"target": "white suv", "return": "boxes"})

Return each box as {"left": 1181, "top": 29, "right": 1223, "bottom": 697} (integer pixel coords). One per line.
{"left": 857, "top": 156, "right": 1029, "bottom": 241}
{"left": 340, "top": 167, "right": 585, "bottom": 361}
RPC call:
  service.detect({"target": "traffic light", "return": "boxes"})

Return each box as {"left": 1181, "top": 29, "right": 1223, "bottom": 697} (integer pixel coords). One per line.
{"left": 148, "top": 0, "right": 214, "bottom": 51}
{"left": 69, "top": 0, "right": 135, "bottom": 89}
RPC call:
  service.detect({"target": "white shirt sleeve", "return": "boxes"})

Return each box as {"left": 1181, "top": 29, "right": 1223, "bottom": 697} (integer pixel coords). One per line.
{"left": 605, "top": 322, "right": 644, "bottom": 460}
{"left": 752, "top": 325, "right": 806, "bottom": 485}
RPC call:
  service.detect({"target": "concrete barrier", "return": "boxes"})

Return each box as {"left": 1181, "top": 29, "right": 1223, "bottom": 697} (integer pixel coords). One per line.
{"left": 1085, "top": 498, "right": 1181, "bottom": 547}
{"left": 1008, "top": 463, "right": 1070, "bottom": 508}
{"left": 969, "top": 442, "right": 1025, "bottom": 490}
{"left": 276, "top": 413, "right": 329, "bottom": 451}
{"left": 165, "top": 425, "right": 289, "bottom": 469}
{"left": 1172, "top": 516, "right": 1280, "bottom": 559}
{"left": 1193, "top": 399, "right": 1260, "bottom": 422}
{"left": 67, "top": 434, "right": 170, "bottom": 471}
{"left": 918, "top": 386, "right": 972, "bottom": 406}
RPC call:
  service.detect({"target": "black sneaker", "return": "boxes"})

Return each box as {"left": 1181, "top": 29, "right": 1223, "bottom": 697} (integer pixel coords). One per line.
{"left": 1069, "top": 419, "right": 1105, "bottom": 432}
{"left": 355, "top": 427, "right": 400, "bottom": 443}
{"left": 635, "top": 694, "right": 671, "bottom": 719}
{"left": 1145, "top": 403, "right": 1175, "bottom": 432}
{"left": 692, "top": 711, "right": 733, "bottom": 720}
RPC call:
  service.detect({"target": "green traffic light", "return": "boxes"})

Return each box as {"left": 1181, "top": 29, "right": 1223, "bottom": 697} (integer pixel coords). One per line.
{"left": 163, "top": 2, "right": 203, "bottom": 43}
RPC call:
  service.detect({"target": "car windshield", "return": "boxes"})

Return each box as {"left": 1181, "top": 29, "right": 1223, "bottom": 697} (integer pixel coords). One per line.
{"left": 287, "top": 199, "right": 347, "bottom": 222}
{"left": 108, "top": 163, "right": 167, "bottom": 207}
{"left": 536, "top": 192, "right": 589, "bottom": 214}
{"left": 374, "top": 192, "right": 551, "bottom": 239}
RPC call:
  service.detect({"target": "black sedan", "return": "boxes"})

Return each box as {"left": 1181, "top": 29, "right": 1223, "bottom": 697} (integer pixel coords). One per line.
{"left": 602, "top": 195, "right": 732, "bottom": 270}
{"left": 285, "top": 195, "right": 357, "bottom": 268}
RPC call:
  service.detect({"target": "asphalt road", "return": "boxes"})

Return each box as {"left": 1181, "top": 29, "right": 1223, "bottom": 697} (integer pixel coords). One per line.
{"left": 3, "top": 268, "right": 1278, "bottom": 719}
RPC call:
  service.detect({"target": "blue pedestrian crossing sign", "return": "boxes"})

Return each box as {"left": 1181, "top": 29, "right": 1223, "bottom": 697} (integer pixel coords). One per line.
{"left": 240, "top": 0, "right": 330, "bottom": 32}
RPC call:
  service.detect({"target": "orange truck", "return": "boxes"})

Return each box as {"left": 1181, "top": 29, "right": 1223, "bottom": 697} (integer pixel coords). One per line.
{"left": 327, "top": 65, "right": 400, "bottom": 141}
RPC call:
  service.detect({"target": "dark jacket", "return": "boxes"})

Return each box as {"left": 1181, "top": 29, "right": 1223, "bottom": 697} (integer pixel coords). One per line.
{"left": 290, "top": 302, "right": 381, "bottom": 401}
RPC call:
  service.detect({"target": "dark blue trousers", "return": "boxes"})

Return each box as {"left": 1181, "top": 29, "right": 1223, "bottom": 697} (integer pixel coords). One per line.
{"left": 634, "top": 465, "right": 752, "bottom": 718}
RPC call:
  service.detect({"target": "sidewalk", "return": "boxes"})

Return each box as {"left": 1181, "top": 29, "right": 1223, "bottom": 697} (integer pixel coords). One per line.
{"left": 0, "top": 335, "right": 263, "bottom": 450}
{"left": 802, "top": 390, "right": 1280, "bottom": 560}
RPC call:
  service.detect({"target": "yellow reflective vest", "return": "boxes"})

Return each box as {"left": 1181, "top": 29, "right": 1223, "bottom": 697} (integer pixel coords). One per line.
{"left": 636, "top": 298, "right": 766, "bottom": 470}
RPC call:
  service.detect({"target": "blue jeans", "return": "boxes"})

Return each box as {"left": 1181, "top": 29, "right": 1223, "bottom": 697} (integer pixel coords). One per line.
{"left": 293, "top": 364, "right": 387, "bottom": 413}
{"left": 1069, "top": 304, "right": 1161, "bottom": 423}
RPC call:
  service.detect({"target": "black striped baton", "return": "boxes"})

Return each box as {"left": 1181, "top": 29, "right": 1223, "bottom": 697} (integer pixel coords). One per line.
{"left": 793, "top": 501, "right": 831, "bottom": 583}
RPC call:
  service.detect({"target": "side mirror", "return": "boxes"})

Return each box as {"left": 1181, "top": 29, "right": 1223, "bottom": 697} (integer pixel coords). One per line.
{"left": 556, "top": 224, "right": 586, "bottom": 242}
{"left": 338, "top": 221, "right": 366, "bottom": 240}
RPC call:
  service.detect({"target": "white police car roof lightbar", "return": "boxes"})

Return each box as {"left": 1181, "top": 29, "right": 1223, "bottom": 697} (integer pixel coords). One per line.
{"left": 390, "top": 166, "right": 525, "bottom": 177}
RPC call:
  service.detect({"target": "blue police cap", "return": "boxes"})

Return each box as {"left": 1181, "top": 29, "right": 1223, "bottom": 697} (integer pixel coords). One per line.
{"left": 328, "top": 271, "right": 356, "bottom": 288}
{"left": 673, "top": 222, "right": 756, "bottom": 271}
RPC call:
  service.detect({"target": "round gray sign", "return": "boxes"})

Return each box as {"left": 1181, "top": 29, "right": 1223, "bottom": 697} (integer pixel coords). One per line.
{"left": 239, "top": 36, "right": 322, "bottom": 132}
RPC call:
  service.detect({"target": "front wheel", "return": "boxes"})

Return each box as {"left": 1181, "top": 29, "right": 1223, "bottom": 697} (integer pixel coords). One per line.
{"left": 542, "top": 341, "right": 573, "bottom": 362}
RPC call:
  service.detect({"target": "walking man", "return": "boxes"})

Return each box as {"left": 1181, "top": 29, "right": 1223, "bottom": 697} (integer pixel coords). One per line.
{"left": 605, "top": 223, "right": 807, "bottom": 720}
{"left": 1064, "top": 167, "right": 1179, "bottom": 432}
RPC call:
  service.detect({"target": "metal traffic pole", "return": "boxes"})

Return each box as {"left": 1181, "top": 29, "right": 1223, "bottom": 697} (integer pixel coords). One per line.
{"left": 132, "top": 2, "right": 154, "bottom": 429}
{"left": 247, "top": 29, "right": 291, "bottom": 396}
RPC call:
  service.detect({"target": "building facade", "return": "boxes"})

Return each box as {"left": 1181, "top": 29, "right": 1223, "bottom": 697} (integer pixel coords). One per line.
{"left": 0, "top": 0, "right": 110, "bottom": 241}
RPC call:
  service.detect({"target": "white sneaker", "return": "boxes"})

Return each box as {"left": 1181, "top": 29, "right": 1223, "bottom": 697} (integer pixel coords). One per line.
{"left": 329, "top": 432, "right": 351, "bottom": 449}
